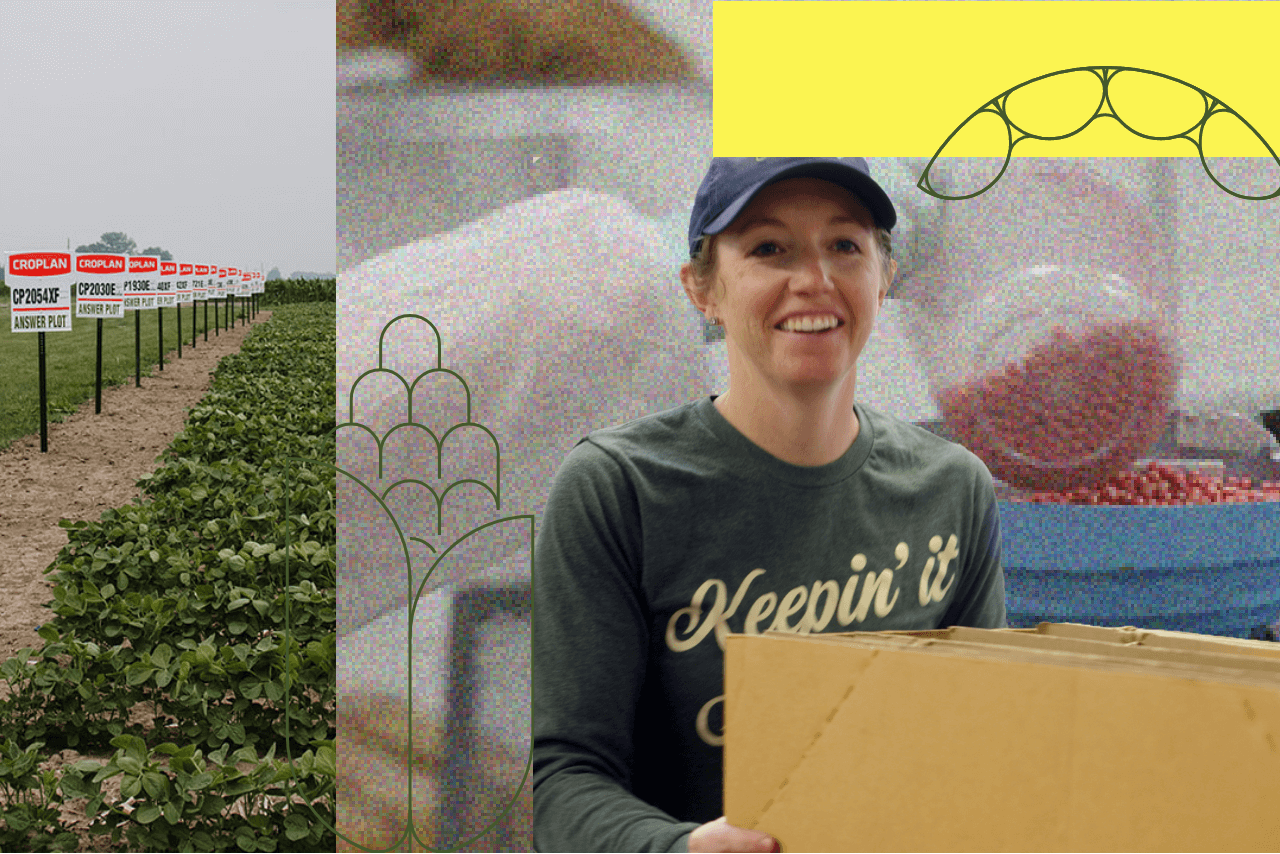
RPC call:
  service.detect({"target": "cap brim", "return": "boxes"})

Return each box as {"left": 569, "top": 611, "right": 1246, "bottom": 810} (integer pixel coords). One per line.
{"left": 702, "top": 161, "right": 897, "bottom": 238}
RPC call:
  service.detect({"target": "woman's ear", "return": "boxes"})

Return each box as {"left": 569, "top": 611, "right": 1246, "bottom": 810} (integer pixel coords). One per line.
{"left": 880, "top": 257, "right": 898, "bottom": 307}
{"left": 680, "top": 261, "right": 716, "bottom": 320}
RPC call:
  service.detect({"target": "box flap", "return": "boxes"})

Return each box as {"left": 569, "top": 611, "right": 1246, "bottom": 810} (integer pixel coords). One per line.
{"left": 1034, "top": 622, "right": 1280, "bottom": 659}
{"left": 938, "top": 625, "right": 1280, "bottom": 676}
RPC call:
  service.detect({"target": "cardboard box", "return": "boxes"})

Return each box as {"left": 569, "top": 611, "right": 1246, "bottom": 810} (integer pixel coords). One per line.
{"left": 724, "top": 625, "right": 1280, "bottom": 852}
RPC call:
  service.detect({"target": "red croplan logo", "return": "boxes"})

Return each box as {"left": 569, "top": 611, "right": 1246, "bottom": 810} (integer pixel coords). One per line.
{"left": 9, "top": 252, "right": 70, "bottom": 276}
{"left": 218, "top": 268, "right": 227, "bottom": 277}
{"left": 128, "top": 256, "right": 159, "bottom": 274}
{"left": 161, "top": 262, "right": 177, "bottom": 276}
{"left": 229, "top": 268, "right": 240, "bottom": 277}
{"left": 76, "top": 254, "right": 126, "bottom": 273}
{"left": 180, "top": 264, "right": 193, "bottom": 275}
{"left": 195, "top": 265, "right": 209, "bottom": 275}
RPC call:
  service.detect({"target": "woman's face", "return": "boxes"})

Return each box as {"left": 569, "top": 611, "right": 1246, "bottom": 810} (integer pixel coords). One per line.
{"left": 689, "top": 176, "right": 894, "bottom": 399}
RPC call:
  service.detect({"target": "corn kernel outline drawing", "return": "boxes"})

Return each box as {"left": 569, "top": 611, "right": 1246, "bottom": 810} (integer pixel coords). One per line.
{"left": 329, "top": 313, "right": 533, "bottom": 852}
{"left": 342, "top": 313, "right": 502, "bottom": 537}
{"left": 918, "top": 66, "right": 1280, "bottom": 201}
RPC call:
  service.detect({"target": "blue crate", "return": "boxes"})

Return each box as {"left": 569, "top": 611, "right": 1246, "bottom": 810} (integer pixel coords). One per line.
{"left": 997, "top": 501, "right": 1280, "bottom": 638}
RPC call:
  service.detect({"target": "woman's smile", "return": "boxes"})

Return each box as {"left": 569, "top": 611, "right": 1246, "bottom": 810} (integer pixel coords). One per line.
{"left": 775, "top": 313, "right": 844, "bottom": 333}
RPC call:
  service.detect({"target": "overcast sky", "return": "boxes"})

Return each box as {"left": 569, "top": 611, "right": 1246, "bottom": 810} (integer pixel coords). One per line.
{"left": 1, "top": 1, "right": 334, "bottom": 276}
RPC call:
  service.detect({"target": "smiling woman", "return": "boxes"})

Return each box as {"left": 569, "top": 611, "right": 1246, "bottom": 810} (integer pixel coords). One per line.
{"left": 532, "top": 158, "right": 1009, "bottom": 853}
{"left": 681, "top": 175, "right": 896, "bottom": 466}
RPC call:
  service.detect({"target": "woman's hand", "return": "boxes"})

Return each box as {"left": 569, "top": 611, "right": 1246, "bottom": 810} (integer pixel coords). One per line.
{"left": 688, "top": 816, "right": 780, "bottom": 852}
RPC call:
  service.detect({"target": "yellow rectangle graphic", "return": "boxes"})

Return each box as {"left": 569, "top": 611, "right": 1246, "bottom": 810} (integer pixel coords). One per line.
{"left": 714, "top": 1, "right": 1280, "bottom": 159}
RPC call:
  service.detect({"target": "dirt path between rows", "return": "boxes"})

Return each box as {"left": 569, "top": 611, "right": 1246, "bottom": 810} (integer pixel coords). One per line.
{"left": 0, "top": 311, "right": 271, "bottom": 667}
{"left": 0, "top": 310, "right": 274, "bottom": 850}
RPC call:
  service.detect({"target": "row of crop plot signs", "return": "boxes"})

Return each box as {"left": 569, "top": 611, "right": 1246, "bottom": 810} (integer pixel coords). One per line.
{"left": 6, "top": 251, "right": 266, "bottom": 452}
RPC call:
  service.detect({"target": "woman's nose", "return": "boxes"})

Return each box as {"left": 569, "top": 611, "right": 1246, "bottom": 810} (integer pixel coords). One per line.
{"left": 789, "top": 246, "right": 834, "bottom": 291}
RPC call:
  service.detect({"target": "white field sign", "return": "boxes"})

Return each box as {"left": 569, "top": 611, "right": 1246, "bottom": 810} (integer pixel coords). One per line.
{"left": 73, "top": 253, "right": 126, "bottom": 319}
{"left": 177, "top": 263, "right": 193, "bottom": 304}
{"left": 9, "top": 251, "right": 73, "bottom": 332}
{"left": 228, "top": 267, "right": 241, "bottom": 299}
{"left": 193, "top": 264, "right": 210, "bottom": 301}
{"left": 157, "top": 261, "right": 178, "bottom": 308}
{"left": 124, "top": 256, "right": 158, "bottom": 310}
{"left": 239, "top": 271, "right": 251, "bottom": 297}
{"left": 214, "top": 267, "right": 227, "bottom": 300}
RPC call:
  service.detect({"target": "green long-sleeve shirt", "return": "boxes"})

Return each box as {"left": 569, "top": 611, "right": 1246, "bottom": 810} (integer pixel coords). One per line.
{"left": 533, "top": 396, "right": 1007, "bottom": 852}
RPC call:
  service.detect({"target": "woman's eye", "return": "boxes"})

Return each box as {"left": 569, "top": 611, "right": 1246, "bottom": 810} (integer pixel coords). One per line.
{"left": 748, "top": 239, "right": 858, "bottom": 257}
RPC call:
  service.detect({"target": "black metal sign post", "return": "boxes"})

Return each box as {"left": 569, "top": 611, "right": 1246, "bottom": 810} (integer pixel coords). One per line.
{"left": 135, "top": 308, "right": 142, "bottom": 387}
{"left": 158, "top": 305, "right": 164, "bottom": 370}
{"left": 10, "top": 251, "right": 76, "bottom": 453}
{"left": 37, "top": 331, "right": 48, "bottom": 453}
{"left": 177, "top": 298, "right": 182, "bottom": 358}
{"left": 203, "top": 298, "right": 209, "bottom": 343}
{"left": 191, "top": 297, "right": 196, "bottom": 349}
{"left": 229, "top": 293, "right": 235, "bottom": 330}
{"left": 215, "top": 293, "right": 220, "bottom": 336}
{"left": 95, "top": 317, "right": 103, "bottom": 414}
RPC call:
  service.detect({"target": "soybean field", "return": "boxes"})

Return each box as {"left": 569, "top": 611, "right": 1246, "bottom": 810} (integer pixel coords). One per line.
{"left": 0, "top": 301, "right": 337, "bottom": 851}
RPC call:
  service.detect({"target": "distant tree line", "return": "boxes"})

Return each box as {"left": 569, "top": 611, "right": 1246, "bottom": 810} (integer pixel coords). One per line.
{"left": 268, "top": 268, "right": 336, "bottom": 281}
{"left": 75, "top": 231, "right": 173, "bottom": 261}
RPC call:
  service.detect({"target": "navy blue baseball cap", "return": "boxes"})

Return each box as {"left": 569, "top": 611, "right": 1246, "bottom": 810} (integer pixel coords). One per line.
{"left": 688, "top": 157, "right": 897, "bottom": 258}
